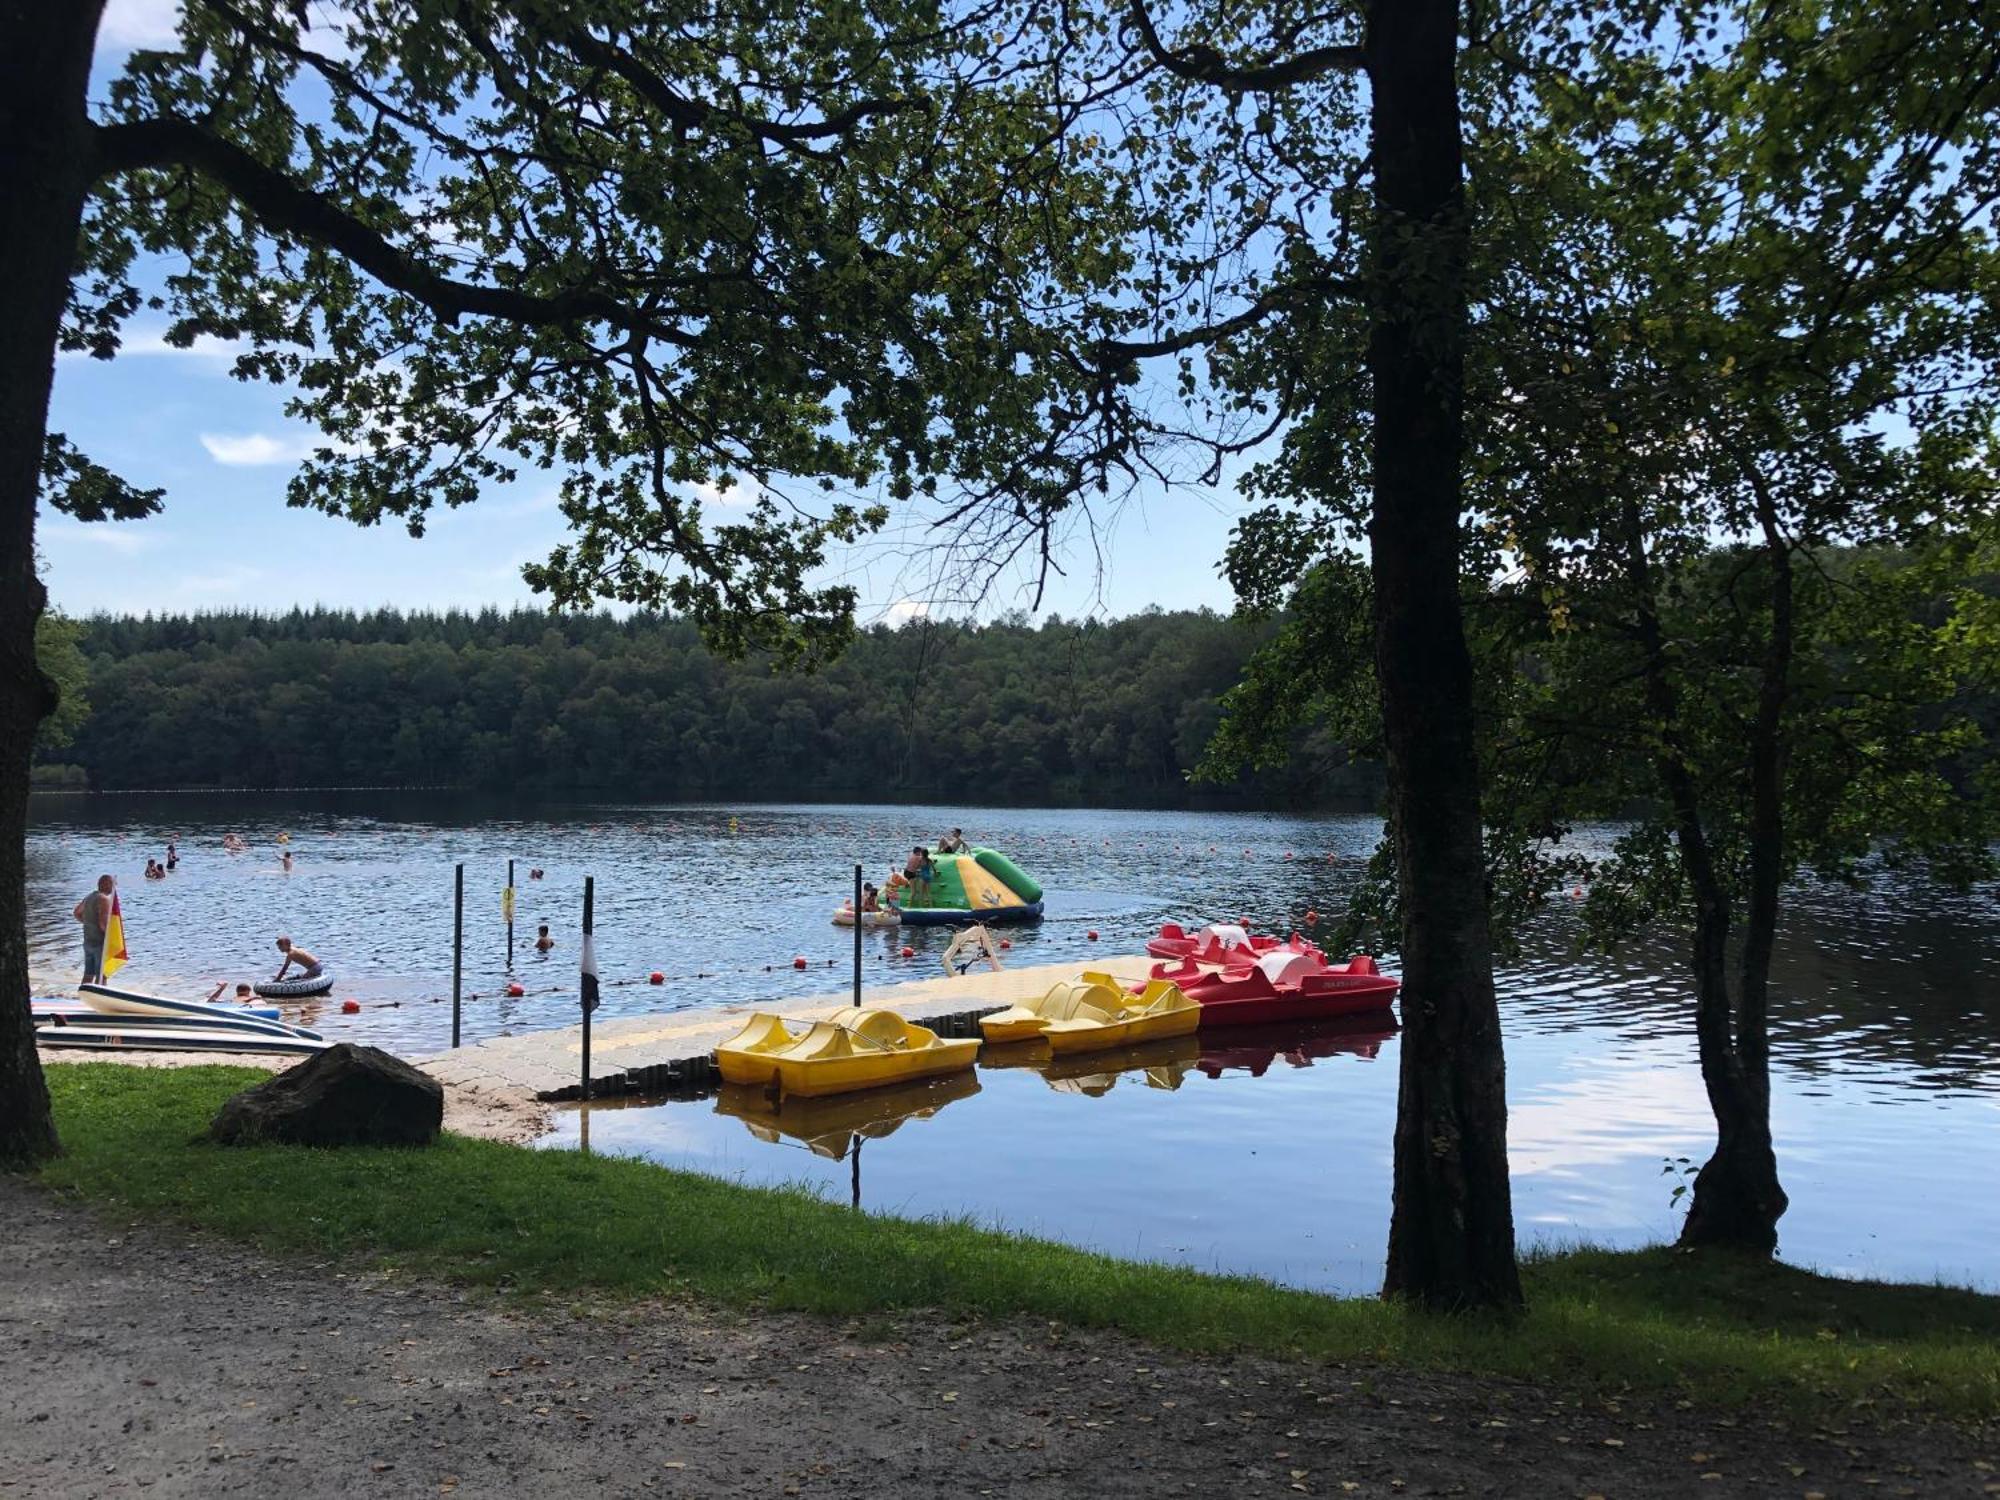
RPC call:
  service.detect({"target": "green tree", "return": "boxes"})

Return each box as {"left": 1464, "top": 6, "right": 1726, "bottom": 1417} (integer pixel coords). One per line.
{"left": 1207, "top": 0, "right": 2000, "bottom": 1256}
{"left": 0, "top": 0, "right": 1137, "bottom": 1165}
{"left": 32, "top": 611, "right": 90, "bottom": 757}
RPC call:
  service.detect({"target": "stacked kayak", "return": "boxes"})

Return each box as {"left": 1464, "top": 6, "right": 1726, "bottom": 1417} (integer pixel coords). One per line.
{"left": 34, "top": 982, "right": 329, "bottom": 1056}
{"left": 980, "top": 973, "right": 1201, "bottom": 1055}
{"left": 1146, "top": 949, "right": 1401, "bottom": 1027}
{"left": 715, "top": 1006, "right": 979, "bottom": 1098}
{"left": 895, "top": 847, "right": 1045, "bottom": 927}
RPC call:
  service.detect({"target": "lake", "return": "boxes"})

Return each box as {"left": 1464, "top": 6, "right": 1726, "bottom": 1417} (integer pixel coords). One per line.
{"left": 26, "top": 791, "right": 2000, "bottom": 1296}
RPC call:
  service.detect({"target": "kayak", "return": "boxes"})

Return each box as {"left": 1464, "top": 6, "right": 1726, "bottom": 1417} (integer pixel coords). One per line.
{"left": 979, "top": 973, "right": 1200, "bottom": 1055}
{"left": 255, "top": 970, "right": 335, "bottom": 998}
{"left": 831, "top": 908, "right": 901, "bottom": 928}
{"left": 715, "top": 1006, "right": 980, "bottom": 1098}
{"left": 38, "top": 995, "right": 282, "bottom": 1024}
{"left": 1147, "top": 951, "right": 1400, "bottom": 1027}
{"left": 37, "top": 1023, "right": 330, "bottom": 1056}
{"left": 78, "top": 983, "right": 325, "bottom": 1040}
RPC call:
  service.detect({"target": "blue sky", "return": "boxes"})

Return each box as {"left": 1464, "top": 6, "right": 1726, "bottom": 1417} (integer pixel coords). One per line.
{"left": 42, "top": 0, "right": 1249, "bottom": 626}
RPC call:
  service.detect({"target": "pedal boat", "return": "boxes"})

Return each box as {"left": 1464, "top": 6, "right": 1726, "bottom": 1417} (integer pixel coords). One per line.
{"left": 980, "top": 973, "right": 1200, "bottom": 1055}
{"left": 1147, "top": 951, "right": 1401, "bottom": 1028}
{"left": 714, "top": 1006, "right": 979, "bottom": 1098}
{"left": 1145, "top": 922, "right": 1326, "bottom": 970}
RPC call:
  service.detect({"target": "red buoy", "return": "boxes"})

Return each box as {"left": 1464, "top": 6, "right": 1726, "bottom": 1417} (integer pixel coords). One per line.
{"left": 505, "top": 982, "right": 525, "bottom": 997}
{"left": 1086, "top": 929, "right": 1099, "bottom": 941}
{"left": 999, "top": 938, "right": 1012, "bottom": 950}
{"left": 1305, "top": 909, "right": 1319, "bottom": 926}
{"left": 340, "top": 999, "right": 361, "bottom": 1014}
{"left": 792, "top": 955, "right": 808, "bottom": 969}
{"left": 649, "top": 971, "right": 665, "bottom": 985}
{"left": 899, "top": 945, "right": 915, "bottom": 958}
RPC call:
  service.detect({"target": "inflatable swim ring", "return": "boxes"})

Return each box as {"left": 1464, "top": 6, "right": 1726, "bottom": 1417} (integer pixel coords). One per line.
{"left": 832, "top": 908, "right": 901, "bottom": 928}
{"left": 255, "top": 970, "right": 334, "bottom": 999}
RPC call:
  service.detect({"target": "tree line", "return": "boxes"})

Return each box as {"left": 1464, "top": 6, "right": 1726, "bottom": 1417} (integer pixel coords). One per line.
{"left": 34, "top": 607, "right": 1383, "bottom": 807}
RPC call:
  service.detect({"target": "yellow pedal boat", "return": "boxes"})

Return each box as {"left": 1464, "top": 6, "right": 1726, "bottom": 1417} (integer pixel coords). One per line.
{"left": 979, "top": 973, "right": 1201, "bottom": 1056}
{"left": 714, "top": 1006, "right": 980, "bottom": 1098}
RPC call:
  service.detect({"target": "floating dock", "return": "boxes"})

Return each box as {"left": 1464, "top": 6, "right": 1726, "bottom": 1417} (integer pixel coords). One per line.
{"left": 420, "top": 955, "right": 1153, "bottom": 1101}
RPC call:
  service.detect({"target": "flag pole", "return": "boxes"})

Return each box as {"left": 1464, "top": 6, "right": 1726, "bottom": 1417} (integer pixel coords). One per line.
{"left": 451, "top": 863, "right": 464, "bottom": 1049}
{"left": 580, "top": 875, "right": 597, "bottom": 1100}
{"left": 853, "top": 862, "right": 863, "bottom": 1009}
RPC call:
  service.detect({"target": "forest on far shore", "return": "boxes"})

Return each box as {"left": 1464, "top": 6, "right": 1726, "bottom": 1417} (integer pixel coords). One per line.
{"left": 31, "top": 608, "right": 1380, "bottom": 808}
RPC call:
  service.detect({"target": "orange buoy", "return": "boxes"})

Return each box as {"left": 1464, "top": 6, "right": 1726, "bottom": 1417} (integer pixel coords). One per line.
{"left": 505, "top": 981, "right": 525, "bottom": 997}
{"left": 340, "top": 999, "right": 361, "bottom": 1014}
{"left": 792, "top": 955, "right": 808, "bottom": 969}
{"left": 899, "top": 945, "right": 915, "bottom": 958}
{"left": 649, "top": 971, "right": 665, "bottom": 985}
{"left": 1086, "top": 929, "right": 1099, "bottom": 941}
{"left": 1305, "top": 909, "right": 1319, "bottom": 926}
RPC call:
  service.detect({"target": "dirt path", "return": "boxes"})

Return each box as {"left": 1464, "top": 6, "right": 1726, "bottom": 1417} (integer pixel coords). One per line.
{"left": 0, "top": 1180, "right": 1990, "bottom": 1498}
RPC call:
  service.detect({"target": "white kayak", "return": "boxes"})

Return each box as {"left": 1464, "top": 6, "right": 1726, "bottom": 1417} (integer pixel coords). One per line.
{"left": 36, "top": 995, "right": 283, "bottom": 1024}
{"left": 832, "top": 908, "right": 901, "bottom": 928}
{"left": 79, "top": 983, "right": 324, "bottom": 1040}
{"left": 37, "top": 1023, "right": 330, "bottom": 1056}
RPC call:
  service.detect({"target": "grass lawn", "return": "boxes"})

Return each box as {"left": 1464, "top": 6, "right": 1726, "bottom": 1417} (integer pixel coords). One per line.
{"left": 36, "top": 1063, "right": 2000, "bottom": 1422}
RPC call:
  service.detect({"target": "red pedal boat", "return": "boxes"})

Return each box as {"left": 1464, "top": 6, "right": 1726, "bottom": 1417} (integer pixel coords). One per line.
{"left": 1143, "top": 950, "right": 1400, "bottom": 1028}
{"left": 1145, "top": 922, "right": 1325, "bottom": 969}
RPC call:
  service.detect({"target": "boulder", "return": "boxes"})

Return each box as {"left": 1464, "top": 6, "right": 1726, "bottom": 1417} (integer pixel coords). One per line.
{"left": 209, "top": 1043, "right": 443, "bottom": 1147}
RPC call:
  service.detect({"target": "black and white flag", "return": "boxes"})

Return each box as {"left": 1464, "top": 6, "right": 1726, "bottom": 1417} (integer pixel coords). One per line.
{"left": 580, "top": 932, "right": 600, "bottom": 1016}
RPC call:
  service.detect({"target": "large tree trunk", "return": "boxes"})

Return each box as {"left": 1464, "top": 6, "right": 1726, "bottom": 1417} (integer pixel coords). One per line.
{"left": 1680, "top": 499, "right": 1793, "bottom": 1253}
{"left": 1367, "top": 0, "right": 1522, "bottom": 1311}
{"left": 0, "top": 0, "right": 106, "bottom": 1168}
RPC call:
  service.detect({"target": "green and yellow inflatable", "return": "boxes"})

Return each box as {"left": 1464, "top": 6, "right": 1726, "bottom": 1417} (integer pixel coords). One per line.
{"left": 890, "top": 847, "right": 1045, "bottom": 926}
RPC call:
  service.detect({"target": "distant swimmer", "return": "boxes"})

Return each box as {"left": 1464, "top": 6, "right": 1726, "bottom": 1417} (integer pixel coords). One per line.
{"left": 534, "top": 924, "right": 555, "bottom": 952}
{"left": 143, "top": 859, "right": 165, "bottom": 881}
{"left": 281, "top": 849, "right": 294, "bottom": 873}
{"left": 528, "top": 868, "right": 545, "bottom": 881}
{"left": 206, "top": 981, "right": 257, "bottom": 1005}
{"left": 165, "top": 840, "right": 179, "bottom": 871}
{"left": 272, "top": 935, "right": 323, "bottom": 983}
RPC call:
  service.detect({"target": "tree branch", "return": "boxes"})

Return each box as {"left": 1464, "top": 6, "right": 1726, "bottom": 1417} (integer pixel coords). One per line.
{"left": 89, "top": 116, "right": 699, "bottom": 348}
{"left": 1127, "top": 1, "right": 1366, "bottom": 90}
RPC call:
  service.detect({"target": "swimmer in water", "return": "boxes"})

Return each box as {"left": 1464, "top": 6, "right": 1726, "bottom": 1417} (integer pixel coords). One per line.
{"left": 534, "top": 924, "right": 555, "bottom": 952}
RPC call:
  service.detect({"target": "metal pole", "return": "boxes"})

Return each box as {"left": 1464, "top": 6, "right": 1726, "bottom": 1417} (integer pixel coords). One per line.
{"left": 451, "top": 862, "right": 464, "bottom": 1049}
{"left": 850, "top": 1136, "right": 862, "bottom": 1210}
{"left": 853, "top": 862, "right": 863, "bottom": 1010}
{"left": 582, "top": 875, "right": 595, "bottom": 1100}
{"left": 507, "top": 857, "right": 515, "bottom": 968}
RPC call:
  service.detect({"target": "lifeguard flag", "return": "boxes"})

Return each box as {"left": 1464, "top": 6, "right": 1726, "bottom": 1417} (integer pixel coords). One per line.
{"left": 102, "top": 892, "right": 129, "bottom": 979}
{"left": 579, "top": 932, "right": 600, "bottom": 1016}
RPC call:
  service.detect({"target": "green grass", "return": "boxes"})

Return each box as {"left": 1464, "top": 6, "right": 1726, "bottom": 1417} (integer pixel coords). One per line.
{"left": 37, "top": 1064, "right": 2000, "bottom": 1421}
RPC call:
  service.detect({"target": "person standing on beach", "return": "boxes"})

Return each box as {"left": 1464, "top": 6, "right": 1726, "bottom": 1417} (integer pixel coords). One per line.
{"left": 72, "top": 874, "right": 114, "bottom": 982}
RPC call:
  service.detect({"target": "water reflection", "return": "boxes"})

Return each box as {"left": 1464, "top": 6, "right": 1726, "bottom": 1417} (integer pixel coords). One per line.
{"left": 34, "top": 793, "right": 2000, "bottom": 1292}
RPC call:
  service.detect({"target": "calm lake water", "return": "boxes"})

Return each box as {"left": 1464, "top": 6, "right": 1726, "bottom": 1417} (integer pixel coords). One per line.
{"left": 26, "top": 792, "right": 2000, "bottom": 1296}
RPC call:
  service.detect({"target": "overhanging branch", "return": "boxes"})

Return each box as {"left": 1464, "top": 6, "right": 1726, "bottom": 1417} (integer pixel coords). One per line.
{"left": 1127, "top": 1, "right": 1366, "bottom": 90}
{"left": 89, "top": 116, "right": 699, "bottom": 348}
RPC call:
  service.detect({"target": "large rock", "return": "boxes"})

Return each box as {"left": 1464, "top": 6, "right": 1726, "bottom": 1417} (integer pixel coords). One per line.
{"left": 209, "top": 1043, "right": 443, "bottom": 1147}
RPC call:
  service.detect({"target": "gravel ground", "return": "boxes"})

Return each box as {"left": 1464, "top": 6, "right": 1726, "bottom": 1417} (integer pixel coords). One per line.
{"left": 1, "top": 1178, "right": 1992, "bottom": 1498}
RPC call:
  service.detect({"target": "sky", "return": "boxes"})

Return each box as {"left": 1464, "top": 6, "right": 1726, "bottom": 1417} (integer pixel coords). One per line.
{"left": 41, "top": 0, "right": 1251, "bottom": 627}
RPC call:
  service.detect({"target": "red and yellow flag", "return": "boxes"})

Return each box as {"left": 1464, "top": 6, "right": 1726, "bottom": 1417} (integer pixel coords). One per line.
{"left": 102, "top": 892, "right": 129, "bottom": 979}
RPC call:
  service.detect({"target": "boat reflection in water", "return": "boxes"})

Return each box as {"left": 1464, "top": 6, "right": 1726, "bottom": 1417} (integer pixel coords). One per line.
{"left": 980, "top": 1016, "right": 1396, "bottom": 1096}
{"left": 713, "top": 1070, "right": 984, "bottom": 1206}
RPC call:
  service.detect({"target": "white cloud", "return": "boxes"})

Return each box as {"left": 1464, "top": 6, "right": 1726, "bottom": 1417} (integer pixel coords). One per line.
{"left": 40, "top": 521, "right": 160, "bottom": 556}
{"left": 200, "top": 432, "right": 313, "bottom": 467}
{"left": 57, "top": 326, "right": 241, "bottom": 365}
{"left": 98, "top": 0, "right": 182, "bottom": 49}
{"left": 878, "top": 599, "right": 932, "bottom": 626}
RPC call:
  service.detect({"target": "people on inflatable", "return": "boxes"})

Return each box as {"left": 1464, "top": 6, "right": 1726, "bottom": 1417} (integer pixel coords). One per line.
{"left": 272, "top": 935, "right": 324, "bottom": 984}
{"left": 936, "top": 827, "right": 969, "bottom": 853}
